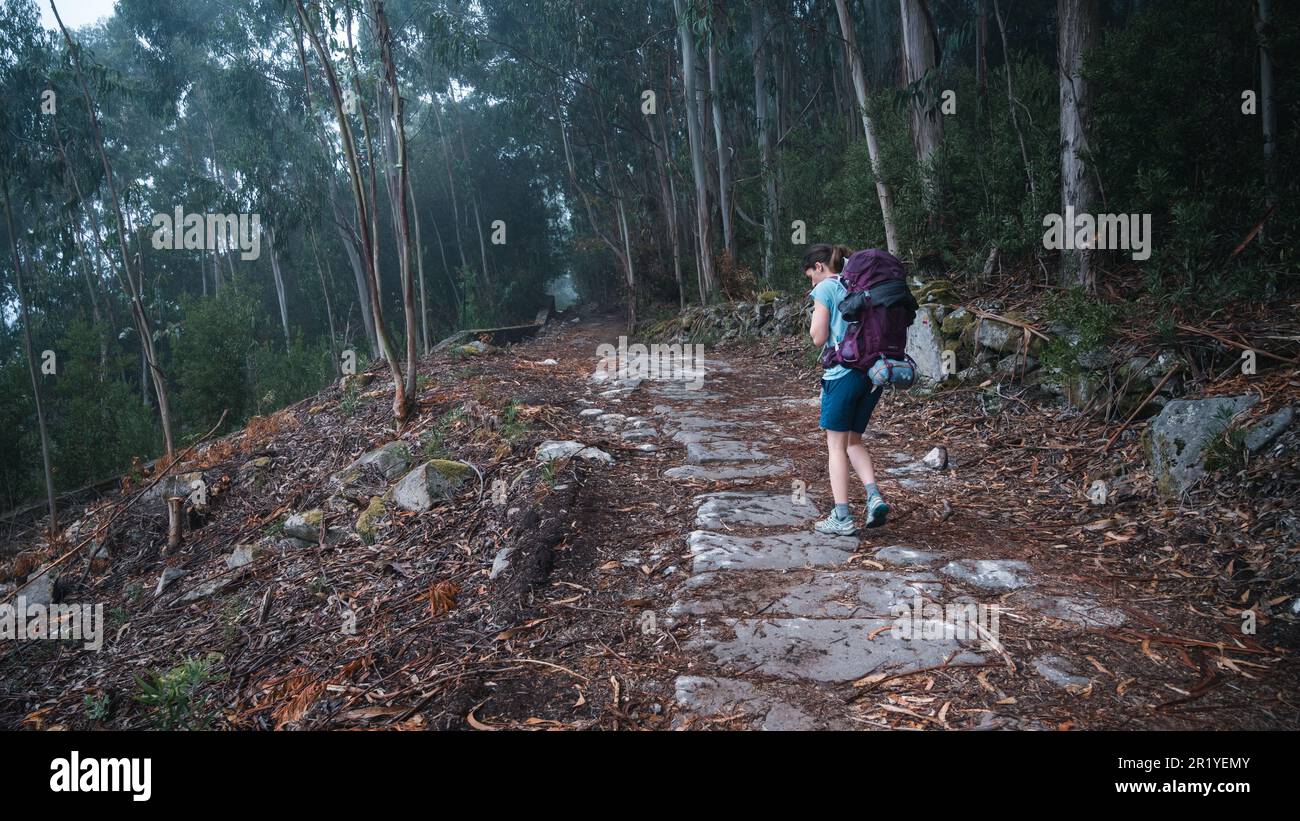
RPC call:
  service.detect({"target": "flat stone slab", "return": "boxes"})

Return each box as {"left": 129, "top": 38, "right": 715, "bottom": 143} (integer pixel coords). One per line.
{"left": 873, "top": 545, "right": 944, "bottom": 568}
{"left": 1012, "top": 592, "right": 1126, "bottom": 628}
{"left": 671, "top": 569, "right": 943, "bottom": 619}
{"left": 694, "top": 492, "right": 820, "bottom": 530}
{"left": 665, "top": 461, "right": 793, "bottom": 481}
{"left": 686, "top": 440, "right": 770, "bottom": 463}
{"left": 691, "top": 617, "right": 985, "bottom": 683}
{"left": 688, "top": 530, "right": 854, "bottom": 572}
{"left": 674, "top": 675, "right": 822, "bottom": 731}
{"left": 648, "top": 384, "right": 724, "bottom": 401}
{"left": 939, "top": 559, "right": 1034, "bottom": 592}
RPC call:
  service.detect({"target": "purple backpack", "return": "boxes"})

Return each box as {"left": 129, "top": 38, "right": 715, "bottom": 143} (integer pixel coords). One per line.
{"left": 819, "top": 249, "right": 919, "bottom": 381}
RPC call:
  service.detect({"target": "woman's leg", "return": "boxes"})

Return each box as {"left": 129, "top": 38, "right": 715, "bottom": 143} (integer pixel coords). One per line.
{"left": 846, "top": 432, "right": 876, "bottom": 486}
{"left": 825, "top": 430, "right": 851, "bottom": 505}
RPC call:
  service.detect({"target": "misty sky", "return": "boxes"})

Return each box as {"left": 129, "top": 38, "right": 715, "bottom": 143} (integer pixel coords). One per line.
{"left": 40, "top": 0, "right": 116, "bottom": 31}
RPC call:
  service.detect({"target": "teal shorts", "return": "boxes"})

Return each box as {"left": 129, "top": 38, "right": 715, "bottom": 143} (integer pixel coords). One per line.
{"left": 819, "top": 369, "right": 883, "bottom": 433}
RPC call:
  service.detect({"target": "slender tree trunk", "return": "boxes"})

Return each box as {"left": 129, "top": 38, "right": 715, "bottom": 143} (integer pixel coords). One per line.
{"left": 673, "top": 0, "right": 718, "bottom": 302}
{"left": 752, "top": 4, "right": 778, "bottom": 286}
{"left": 994, "top": 0, "right": 1038, "bottom": 204}
{"left": 295, "top": 0, "right": 407, "bottom": 423}
{"left": 832, "top": 0, "right": 900, "bottom": 255}
{"left": 899, "top": 0, "right": 943, "bottom": 216}
{"left": 1058, "top": 0, "right": 1098, "bottom": 289}
{"left": 408, "top": 178, "right": 430, "bottom": 353}
{"left": 264, "top": 223, "right": 291, "bottom": 344}
{"left": 307, "top": 224, "right": 340, "bottom": 377}
{"left": 651, "top": 115, "right": 685, "bottom": 309}
{"left": 3, "top": 191, "right": 58, "bottom": 534}
{"left": 328, "top": 182, "right": 379, "bottom": 357}
{"left": 1255, "top": 0, "right": 1276, "bottom": 229}
{"left": 373, "top": 0, "right": 418, "bottom": 410}
{"left": 707, "top": 34, "right": 735, "bottom": 262}
{"left": 53, "top": 2, "right": 175, "bottom": 457}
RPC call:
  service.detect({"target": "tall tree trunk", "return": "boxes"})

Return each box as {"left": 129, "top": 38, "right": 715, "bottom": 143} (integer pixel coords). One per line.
{"left": 328, "top": 182, "right": 379, "bottom": 357}
{"left": 3, "top": 190, "right": 58, "bottom": 534}
{"left": 264, "top": 224, "right": 291, "bottom": 345}
{"left": 651, "top": 115, "right": 685, "bottom": 309}
{"left": 373, "top": 0, "right": 418, "bottom": 410}
{"left": 832, "top": 0, "right": 900, "bottom": 255}
{"left": 53, "top": 2, "right": 175, "bottom": 457}
{"left": 707, "top": 34, "right": 735, "bottom": 262}
{"left": 994, "top": 0, "right": 1038, "bottom": 205}
{"left": 1255, "top": 0, "right": 1276, "bottom": 228}
{"left": 408, "top": 178, "right": 430, "bottom": 353}
{"left": 673, "top": 0, "right": 718, "bottom": 303}
{"left": 295, "top": 0, "right": 407, "bottom": 423}
{"left": 899, "top": 0, "right": 943, "bottom": 215}
{"left": 307, "top": 224, "right": 340, "bottom": 377}
{"left": 751, "top": 3, "right": 779, "bottom": 286}
{"left": 1058, "top": 0, "right": 1098, "bottom": 289}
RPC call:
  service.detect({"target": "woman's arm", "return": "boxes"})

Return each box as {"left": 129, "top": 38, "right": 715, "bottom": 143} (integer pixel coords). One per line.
{"left": 810, "top": 301, "right": 831, "bottom": 348}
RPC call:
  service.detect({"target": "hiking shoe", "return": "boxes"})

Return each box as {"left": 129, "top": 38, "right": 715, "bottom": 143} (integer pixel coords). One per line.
{"left": 815, "top": 513, "right": 858, "bottom": 537}
{"left": 865, "top": 495, "right": 889, "bottom": 528}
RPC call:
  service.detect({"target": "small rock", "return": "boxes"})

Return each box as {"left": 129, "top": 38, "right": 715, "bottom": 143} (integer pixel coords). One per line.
{"left": 1244, "top": 406, "right": 1293, "bottom": 453}
{"left": 1033, "top": 655, "right": 1091, "bottom": 690}
{"left": 1087, "top": 479, "right": 1109, "bottom": 505}
{"left": 535, "top": 440, "right": 586, "bottom": 461}
{"left": 922, "top": 446, "right": 948, "bottom": 470}
{"left": 226, "top": 542, "right": 262, "bottom": 570}
{"left": 578, "top": 408, "right": 604, "bottom": 417}
{"left": 490, "top": 547, "right": 515, "bottom": 580}
{"left": 538, "top": 358, "right": 558, "bottom": 365}
{"left": 155, "top": 567, "right": 186, "bottom": 597}
{"left": 283, "top": 509, "right": 325, "bottom": 541}
{"left": 576, "top": 447, "right": 614, "bottom": 465}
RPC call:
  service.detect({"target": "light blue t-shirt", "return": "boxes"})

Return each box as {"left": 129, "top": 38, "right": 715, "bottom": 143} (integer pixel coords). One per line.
{"left": 811, "top": 276, "right": 850, "bottom": 381}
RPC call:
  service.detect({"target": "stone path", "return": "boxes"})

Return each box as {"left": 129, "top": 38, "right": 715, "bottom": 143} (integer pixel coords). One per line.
{"left": 579, "top": 346, "right": 1126, "bottom": 730}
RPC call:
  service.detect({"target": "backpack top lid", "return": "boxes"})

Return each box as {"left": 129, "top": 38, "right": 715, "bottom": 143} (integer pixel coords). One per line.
{"left": 841, "top": 249, "right": 906, "bottom": 291}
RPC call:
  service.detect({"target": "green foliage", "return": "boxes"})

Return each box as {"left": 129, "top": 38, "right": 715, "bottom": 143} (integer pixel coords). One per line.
{"left": 1040, "top": 287, "right": 1127, "bottom": 376}
{"left": 82, "top": 692, "right": 111, "bottom": 723}
{"left": 173, "top": 286, "right": 258, "bottom": 434}
{"left": 133, "top": 653, "right": 224, "bottom": 730}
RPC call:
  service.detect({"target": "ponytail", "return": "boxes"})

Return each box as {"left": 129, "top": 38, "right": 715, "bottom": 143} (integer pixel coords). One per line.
{"left": 804, "top": 243, "right": 855, "bottom": 274}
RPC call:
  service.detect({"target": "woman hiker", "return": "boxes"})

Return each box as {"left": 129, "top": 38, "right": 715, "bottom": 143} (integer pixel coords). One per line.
{"left": 804, "top": 243, "right": 889, "bottom": 537}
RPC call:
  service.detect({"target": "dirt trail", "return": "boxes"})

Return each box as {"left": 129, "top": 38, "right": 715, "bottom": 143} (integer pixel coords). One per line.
{"left": 553, "top": 312, "right": 1297, "bottom": 730}
{"left": 5, "top": 310, "right": 1292, "bottom": 731}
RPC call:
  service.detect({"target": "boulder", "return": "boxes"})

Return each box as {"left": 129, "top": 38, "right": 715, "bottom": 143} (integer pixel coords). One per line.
{"left": 940, "top": 306, "right": 975, "bottom": 337}
{"left": 1145, "top": 395, "right": 1258, "bottom": 496}
{"left": 283, "top": 509, "right": 348, "bottom": 544}
{"left": 334, "top": 442, "right": 411, "bottom": 487}
{"left": 16, "top": 569, "right": 56, "bottom": 607}
{"left": 975, "top": 316, "right": 1025, "bottom": 354}
{"left": 225, "top": 541, "right": 264, "bottom": 570}
{"left": 904, "top": 304, "right": 948, "bottom": 387}
{"left": 355, "top": 496, "right": 387, "bottom": 539}
{"left": 392, "top": 460, "right": 471, "bottom": 512}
